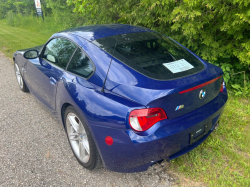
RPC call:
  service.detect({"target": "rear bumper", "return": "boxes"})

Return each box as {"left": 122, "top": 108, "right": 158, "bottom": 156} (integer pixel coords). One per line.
{"left": 90, "top": 91, "right": 227, "bottom": 172}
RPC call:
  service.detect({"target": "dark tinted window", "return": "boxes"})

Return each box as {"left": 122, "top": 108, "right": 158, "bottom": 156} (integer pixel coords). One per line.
{"left": 42, "top": 38, "right": 77, "bottom": 69}
{"left": 92, "top": 32, "right": 204, "bottom": 80}
{"left": 67, "top": 48, "right": 94, "bottom": 78}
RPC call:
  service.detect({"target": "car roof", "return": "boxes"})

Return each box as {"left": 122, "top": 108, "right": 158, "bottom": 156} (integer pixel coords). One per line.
{"left": 59, "top": 24, "right": 153, "bottom": 41}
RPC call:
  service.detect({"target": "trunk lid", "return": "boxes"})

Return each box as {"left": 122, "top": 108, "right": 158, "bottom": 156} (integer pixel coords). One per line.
{"left": 146, "top": 76, "right": 223, "bottom": 120}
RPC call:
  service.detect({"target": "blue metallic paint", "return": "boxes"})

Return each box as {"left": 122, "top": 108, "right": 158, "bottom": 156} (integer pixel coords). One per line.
{"left": 61, "top": 24, "right": 153, "bottom": 41}
{"left": 90, "top": 91, "right": 227, "bottom": 172}
{"left": 24, "top": 58, "right": 64, "bottom": 110}
{"left": 13, "top": 24, "right": 228, "bottom": 172}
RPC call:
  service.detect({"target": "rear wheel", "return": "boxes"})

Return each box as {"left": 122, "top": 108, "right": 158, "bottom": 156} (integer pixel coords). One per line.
{"left": 14, "top": 62, "right": 29, "bottom": 92}
{"left": 64, "top": 106, "right": 102, "bottom": 170}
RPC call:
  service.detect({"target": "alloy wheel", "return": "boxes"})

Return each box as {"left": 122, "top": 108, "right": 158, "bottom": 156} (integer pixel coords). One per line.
{"left": 66, "top": 113, "right": 90, "bottom": 163}
{"left": 14, "top": 63, "right": 23, "bottom": 89}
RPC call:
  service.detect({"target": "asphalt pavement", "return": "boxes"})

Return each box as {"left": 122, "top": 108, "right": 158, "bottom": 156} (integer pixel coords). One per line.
{"left": 0, "top": 53, "right": 176, "bottom": 187}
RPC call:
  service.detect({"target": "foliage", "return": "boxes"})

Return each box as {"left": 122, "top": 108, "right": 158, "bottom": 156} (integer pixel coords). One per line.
{"left": 0, "top": 0, "right": 50, "bottom": 18}
{"left": 6, "top": 11, "right": 15, "bottom": 26}
{"left": 231, "top": 82, "right": 250, "bottom": 98}
{"left": 46, "top": 0, "right": 84, "bottom": 28}
{"left": 4, "top": 0, "right": 84, "bottom": 32}
{"left": 212, "top": 61, "right": 249, "bottom": 91}
{"left": 0, "top": 0, "right": 15, "bottom": 19}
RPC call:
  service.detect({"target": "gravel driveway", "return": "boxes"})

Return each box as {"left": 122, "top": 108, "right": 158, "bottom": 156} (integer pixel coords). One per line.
{"left": 0, "top": 53, "right": 176, "bottom": 186}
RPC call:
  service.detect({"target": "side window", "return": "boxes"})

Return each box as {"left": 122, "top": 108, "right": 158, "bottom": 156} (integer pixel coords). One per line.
{"left": 42, "top": 38, "right": 77, "bottom": 69}
{"left": 67, "top": 48, "right": 95, "bottom": 78}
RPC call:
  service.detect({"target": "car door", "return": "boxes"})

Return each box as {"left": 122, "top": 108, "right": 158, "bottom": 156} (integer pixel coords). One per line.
{"left": 24, "top": 38, "right": 77, "bottom": 110}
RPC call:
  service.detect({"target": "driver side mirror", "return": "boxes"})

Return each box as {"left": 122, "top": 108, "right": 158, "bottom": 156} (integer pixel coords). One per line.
{"left": 23, "top": 50, "right": 39, "bottom": 59}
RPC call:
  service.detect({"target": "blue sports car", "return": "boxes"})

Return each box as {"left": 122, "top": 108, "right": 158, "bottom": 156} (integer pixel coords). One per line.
{"left": 13, "top": 24, "right": 228, "bottom": 172}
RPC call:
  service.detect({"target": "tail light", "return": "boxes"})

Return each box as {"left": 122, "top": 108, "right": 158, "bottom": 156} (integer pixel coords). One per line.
{"left": 129, "top": 108, "right": 167, "bottom": 131}
{"left": 220, "top": 80, "right": 224, "bottom": 92}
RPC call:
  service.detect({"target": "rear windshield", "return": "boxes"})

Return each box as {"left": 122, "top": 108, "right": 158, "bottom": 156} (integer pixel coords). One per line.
{"left": 92, "top": 32, "right": 204, "bottom": 80}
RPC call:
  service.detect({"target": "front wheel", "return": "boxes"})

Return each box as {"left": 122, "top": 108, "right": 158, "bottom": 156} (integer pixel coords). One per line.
{"left": 14, "top": 62, "right": 29, "bottom": 92}
{"left": 64, "top": 106, "right": 102, "bottom": 170}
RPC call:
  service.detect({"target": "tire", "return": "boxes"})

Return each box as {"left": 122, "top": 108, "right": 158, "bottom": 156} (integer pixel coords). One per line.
{"left": 14, "top": 62, "right": 29, "bottom": 92}
{"left": 64, "top": 106, "right": 102, "bottom": 170}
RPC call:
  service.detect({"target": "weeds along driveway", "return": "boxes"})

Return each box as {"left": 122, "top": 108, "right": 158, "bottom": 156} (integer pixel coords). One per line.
{"left": 0, "top": 53, "right": 179, "bottom": 186}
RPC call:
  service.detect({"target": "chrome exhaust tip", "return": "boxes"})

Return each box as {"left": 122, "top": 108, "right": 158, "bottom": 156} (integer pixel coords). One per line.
{"left": 214, "top": 121, "right": 220, "bottom": 130}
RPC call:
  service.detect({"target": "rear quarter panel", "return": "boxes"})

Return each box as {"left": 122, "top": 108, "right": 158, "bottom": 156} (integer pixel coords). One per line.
{"left": 56, "top": 72, "right": 146, "bottom": 168}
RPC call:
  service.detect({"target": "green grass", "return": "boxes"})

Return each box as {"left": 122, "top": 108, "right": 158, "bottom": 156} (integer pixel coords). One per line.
{"left": 0, "top": 17, "right": 68, "bottom": 58}
{"left": 0, "top": 17, "right": 249, "bottom": 187}
{"left": 6, "top": 14, "right": 70, "bottom": 36}
{"left": 0, "top": 19, "right": 47, "bottom": 57}
{"left": 171, "top": 96, "right": 250, "bottom": 186}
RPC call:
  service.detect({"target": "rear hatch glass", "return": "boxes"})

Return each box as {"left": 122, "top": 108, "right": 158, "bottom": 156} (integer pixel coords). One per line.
{"left": 92, "top": 32, "right": 204, "bottom": 80}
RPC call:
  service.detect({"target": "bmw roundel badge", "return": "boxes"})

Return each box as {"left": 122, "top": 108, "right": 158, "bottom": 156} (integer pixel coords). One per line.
{"left": 199, "top": 89, "right": 206, "bottom": 99}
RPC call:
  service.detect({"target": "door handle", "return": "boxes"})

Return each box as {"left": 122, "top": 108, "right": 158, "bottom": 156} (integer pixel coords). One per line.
{"left": 49, "top": 77, "right": 57, "bottom": 86}
{"left": 22, "top": 67, "right": 26, "bottom": 73}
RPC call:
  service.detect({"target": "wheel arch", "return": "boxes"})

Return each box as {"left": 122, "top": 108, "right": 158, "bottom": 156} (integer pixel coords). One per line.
{"left": 61, "top": 102, "right": 72, "bottom": 129}
{"left": 60, "top": 101, "right": 105, "bottom": 168}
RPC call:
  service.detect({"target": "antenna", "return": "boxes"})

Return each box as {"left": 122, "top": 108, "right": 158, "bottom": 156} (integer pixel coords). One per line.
{"left": 101, "top": 43, "right": 117, "bottom": 93}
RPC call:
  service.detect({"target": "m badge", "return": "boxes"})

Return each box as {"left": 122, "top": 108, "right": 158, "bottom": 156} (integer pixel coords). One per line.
{"left": 175, "top": 105, "right": 184, "bottom": 111}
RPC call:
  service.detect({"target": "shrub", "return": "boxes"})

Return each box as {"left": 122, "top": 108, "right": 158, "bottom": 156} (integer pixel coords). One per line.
{"left": 6, "top": 11, "right": 15, "bottom": 26}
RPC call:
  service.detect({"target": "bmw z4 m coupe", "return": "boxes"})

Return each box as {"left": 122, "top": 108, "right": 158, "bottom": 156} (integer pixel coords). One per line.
{"left": 13, "top": 24, "right": 228, "bottom": 172}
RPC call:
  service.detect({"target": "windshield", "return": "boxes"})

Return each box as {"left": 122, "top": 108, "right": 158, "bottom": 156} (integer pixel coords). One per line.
{"left": 92, "top": 32, "right": 204, "bottom": 80}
